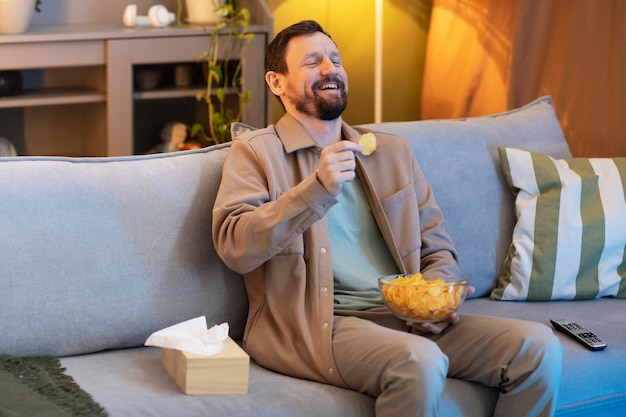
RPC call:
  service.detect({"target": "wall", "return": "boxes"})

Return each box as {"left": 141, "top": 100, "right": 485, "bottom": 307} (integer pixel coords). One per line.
{"left": 266, "top": 0, "right": 432, "bottom": 124}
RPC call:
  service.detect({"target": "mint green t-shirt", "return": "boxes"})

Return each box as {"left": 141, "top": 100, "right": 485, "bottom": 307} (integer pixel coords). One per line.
{"left": 328, "top": 176, "right": 399, "bottom": 311}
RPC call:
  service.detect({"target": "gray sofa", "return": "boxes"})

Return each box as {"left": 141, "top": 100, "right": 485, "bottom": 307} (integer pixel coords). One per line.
{"left": 1, "top": 96, "right": 624, "bottom": 416}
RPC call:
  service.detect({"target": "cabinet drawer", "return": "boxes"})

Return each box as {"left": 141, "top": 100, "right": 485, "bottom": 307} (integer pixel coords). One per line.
{"left": 0, "top": 41, "right": 105, "bottom": 69}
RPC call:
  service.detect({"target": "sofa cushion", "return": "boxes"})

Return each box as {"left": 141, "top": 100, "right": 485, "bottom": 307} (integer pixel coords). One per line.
{"left": 359, "top": 96, "right": 572, "bottom": 296}
{"left": 61, "top": 346, "right": 501, "bottom": 417}
{"left": 492, "top": 147, "right": 626, "bottom": 300}
{"left": 0, "top": 145, "right": 247, "bottom": 357}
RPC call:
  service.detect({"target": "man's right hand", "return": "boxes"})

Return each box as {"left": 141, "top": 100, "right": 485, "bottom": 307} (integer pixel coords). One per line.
{"left": 316, "top": 141, "right": 364, "bottom": 195}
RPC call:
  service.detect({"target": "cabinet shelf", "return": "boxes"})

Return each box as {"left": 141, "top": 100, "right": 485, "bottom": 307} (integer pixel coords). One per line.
{"left": 0, "top": 0, "right": 272, "bottom": 156}
{"left": 0, "top": 87, "right": 105, "bottom": 108}
{"left": 133, "top": 86, "right": 238, "bottom": 101}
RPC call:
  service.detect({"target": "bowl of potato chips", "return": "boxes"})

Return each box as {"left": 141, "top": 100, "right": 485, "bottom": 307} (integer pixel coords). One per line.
{"left": 378, "top": 273, "right": 468, "bottom": 323}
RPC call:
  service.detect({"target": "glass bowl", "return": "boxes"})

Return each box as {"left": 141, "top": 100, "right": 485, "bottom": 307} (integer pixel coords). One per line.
{"left": 378, "top": 274, "right": 468, "bottom": 323}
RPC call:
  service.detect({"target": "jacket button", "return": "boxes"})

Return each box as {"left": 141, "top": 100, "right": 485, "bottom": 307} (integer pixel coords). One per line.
{"left": 320, "top": 247, "right": 327, "bottom": 254}
{"left": 322, "top": 322, "right": 329, "bottom": 329}
{"left": 328, "top": 368, "right": 334, "bottom": 374}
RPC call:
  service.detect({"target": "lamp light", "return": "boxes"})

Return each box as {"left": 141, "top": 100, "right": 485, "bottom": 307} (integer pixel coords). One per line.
{"left": 374, "top": 0, "right": 383, "bottom": 123}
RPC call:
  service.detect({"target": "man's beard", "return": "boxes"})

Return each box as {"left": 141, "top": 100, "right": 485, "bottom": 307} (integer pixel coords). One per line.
{"left": 288, "top": 77, "right": 348, "bottom": 121}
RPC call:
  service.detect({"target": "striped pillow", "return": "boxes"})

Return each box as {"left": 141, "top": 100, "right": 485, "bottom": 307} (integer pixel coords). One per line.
{"left": 491, "top": 147, "right": 626, "bottom": 300}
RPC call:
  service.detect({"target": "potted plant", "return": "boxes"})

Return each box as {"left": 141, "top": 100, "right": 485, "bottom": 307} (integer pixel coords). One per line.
{"left": 175, "top": 0, "right": 255, "bottom": 146}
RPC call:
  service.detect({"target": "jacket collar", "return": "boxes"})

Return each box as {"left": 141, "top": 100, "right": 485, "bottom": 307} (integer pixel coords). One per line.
{"left": 275, "top": 113, "right": 363, "bottom": 154}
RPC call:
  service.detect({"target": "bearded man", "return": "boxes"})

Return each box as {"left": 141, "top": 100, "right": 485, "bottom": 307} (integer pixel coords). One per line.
{"left": 212, "top": 20, "right": 562, "bottom": 417}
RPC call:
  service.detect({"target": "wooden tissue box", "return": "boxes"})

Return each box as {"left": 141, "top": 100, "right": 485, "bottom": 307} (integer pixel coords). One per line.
{"left": 161, "top": 337, "right": 249, "bottom": 395}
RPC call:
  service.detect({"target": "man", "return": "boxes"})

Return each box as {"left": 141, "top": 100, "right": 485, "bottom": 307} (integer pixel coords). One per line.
{"left": 212, "top": 20, "right": 562, "bottom": 417}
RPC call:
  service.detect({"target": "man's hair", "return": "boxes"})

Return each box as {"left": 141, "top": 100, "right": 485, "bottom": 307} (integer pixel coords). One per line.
{"left": 264, "top": 20, "right": 332, "bottom": 75}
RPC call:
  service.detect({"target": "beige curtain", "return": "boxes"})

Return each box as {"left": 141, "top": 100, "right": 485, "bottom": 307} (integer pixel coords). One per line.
{"left": 421, "top": 0, "right": 625, "bottom": 157}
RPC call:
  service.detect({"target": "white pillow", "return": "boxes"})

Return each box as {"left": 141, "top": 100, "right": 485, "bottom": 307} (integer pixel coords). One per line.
{"left": 492, "top": 147, "right": 626, "bottom": 300}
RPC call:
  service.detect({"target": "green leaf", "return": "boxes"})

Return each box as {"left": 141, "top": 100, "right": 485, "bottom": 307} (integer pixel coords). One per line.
{"left": 240, "top": 9, "right": 251, "bottom": 28}
{"left": 212, "top": 112, "right": 227, "bottom": 128}
{"left": 190, "top": 123, "right": 205, "bottom": 138}
{"left": 216, "top": 4, "right": 230, "bottom": 17}
{"left": 209, "top": 65, "right": 223, "bottom": 83}
{"left": 216, "top": 88, "right": 226, "bottom": 103}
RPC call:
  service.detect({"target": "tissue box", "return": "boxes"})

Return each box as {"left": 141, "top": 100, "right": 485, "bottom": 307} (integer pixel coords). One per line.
{"left": 161, "top": 337, "right": 249, "bottom": 395}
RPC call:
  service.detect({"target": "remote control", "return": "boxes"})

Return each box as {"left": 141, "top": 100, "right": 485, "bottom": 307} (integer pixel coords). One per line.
{"left": 550, "top": 319, "right": 607, "bottom": 351}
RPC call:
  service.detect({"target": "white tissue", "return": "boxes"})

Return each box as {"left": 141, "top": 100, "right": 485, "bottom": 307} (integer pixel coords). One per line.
{"left": 145, "top": 316, "right": 229, "bottom": 356}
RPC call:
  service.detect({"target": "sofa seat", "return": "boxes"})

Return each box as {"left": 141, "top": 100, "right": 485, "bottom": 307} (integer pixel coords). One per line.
{"left": 60, "top": 296, "right": 625, "bottom": 417}
{"left": 61, "top": 346, "right": 497, "bottom": 417}
{"left": 61, "top": 347, "right": 373, "bottom": 417}
{"left": 461, "top": 297, "right": 626, "bottom": 416}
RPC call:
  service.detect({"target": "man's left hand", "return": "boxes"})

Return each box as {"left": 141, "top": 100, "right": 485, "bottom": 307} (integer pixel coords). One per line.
{"left": 406, "top": 285, "right": 475, "bottom": 335}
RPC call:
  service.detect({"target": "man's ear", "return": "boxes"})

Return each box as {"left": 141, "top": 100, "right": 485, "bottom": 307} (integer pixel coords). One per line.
{"left": 265, "top": 71, "right": 285, "bottom": 96}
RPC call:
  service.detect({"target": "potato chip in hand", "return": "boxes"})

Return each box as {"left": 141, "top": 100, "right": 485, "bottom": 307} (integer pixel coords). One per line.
{"left": 358, "top": 132, "right": 377, "bottom": 156}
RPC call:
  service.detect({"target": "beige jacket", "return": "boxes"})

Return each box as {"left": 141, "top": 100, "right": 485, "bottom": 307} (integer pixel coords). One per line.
{"left": 212, "top": 114, "right": 460, "bottom": 388}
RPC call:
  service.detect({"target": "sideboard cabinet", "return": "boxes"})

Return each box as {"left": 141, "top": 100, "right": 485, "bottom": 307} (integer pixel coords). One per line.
{"left": 0, "top": 0, "right": 272, "bottom": 156}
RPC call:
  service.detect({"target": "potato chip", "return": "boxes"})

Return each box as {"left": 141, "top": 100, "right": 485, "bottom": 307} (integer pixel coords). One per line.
{"left": 358, "top": 132, "right": 377, "bottom": 156}
{"left": 379, "top": 273, "right": 466, "bottom": 322}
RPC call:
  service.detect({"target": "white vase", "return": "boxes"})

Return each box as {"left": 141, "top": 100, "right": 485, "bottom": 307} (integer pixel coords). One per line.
{"left": 185, "top": 0, "right": 225, "bottom": 24}
{"left": 0, "top": 0, "right": 36, "bottom": 34}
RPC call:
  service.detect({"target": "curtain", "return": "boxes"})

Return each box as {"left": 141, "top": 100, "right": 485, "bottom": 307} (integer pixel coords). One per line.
{"left": 421, "top": 0, "right": 625, "bottom": 157}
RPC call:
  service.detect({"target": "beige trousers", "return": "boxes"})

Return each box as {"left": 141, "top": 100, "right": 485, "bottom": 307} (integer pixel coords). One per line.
{"left": 332, "top": 309, "right": 563, "bottom": 417}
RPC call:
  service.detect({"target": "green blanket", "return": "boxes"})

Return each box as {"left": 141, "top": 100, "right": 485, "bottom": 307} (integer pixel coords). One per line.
{"left": 0, "top": 356, "right": 107, "bottom": 417}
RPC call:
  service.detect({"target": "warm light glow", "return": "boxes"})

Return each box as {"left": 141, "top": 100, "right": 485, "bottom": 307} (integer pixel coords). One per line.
{"left": 374, "top": 0, "right": 383, "bottom": 123}
{"left": 421, "top": 2, "right": 511, "bottom": 119}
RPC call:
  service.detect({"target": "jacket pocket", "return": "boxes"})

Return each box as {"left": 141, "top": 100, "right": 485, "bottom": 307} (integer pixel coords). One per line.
{"left": 378, "top": 182, "right": 422, "bottom": 258}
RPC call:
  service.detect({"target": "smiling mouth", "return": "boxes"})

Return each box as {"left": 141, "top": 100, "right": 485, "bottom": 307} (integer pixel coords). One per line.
{"left": 318, "top": 81, "right": 339, "bottom": 90}
{"left": 314, "top": 76, "right": 345, "bottom": 92}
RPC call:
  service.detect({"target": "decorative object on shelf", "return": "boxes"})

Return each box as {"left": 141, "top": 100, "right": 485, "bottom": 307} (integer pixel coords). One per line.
{"left": 0, "top": 0, "right": 37, "bottom": 34}
{"left": 157, "top": 122, "right": 189, "bottom": 153}
{"left": 185, "top": 0, "right": 225, "bottom": 24}
{"left": 122, "top": 4, "right": 175, "bottom": 28}
{"left": 177, "top": 0, "right": 255, "bottom": 145}
{"left": 151, "top": 122, "right": 211, "bottom": 153}
{"left": 0, "top": 137, "right": 18, "bottom": 157}
{"left": 0, "top": 70, "right": 23, "bottom": 97}
{"left": 174, "top": 64, "right": 193, "bottom": 86}
{"left": 135, "top": 66, "right": 163, "bottom": 91}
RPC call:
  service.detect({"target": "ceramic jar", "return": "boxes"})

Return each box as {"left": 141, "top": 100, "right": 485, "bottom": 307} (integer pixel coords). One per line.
{"left": 0, "top": 0, "right": 36, "bottom": 34}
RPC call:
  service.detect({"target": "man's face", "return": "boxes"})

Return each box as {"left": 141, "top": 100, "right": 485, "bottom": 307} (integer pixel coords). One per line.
{"left": 282, "top": 32, "right": 348, "bottom": 120}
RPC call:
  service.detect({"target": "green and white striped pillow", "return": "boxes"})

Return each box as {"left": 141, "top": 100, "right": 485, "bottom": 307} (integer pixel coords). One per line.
{"left": 491, "top": 147, "right": 626, "bottom": 301}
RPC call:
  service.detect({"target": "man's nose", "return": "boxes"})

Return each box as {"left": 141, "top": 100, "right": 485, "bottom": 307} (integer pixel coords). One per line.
{"left": 320, "top": 57, "right": 338, "bottom": 75}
